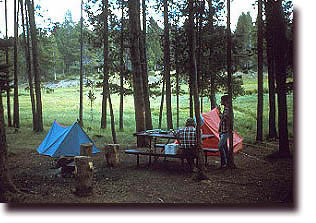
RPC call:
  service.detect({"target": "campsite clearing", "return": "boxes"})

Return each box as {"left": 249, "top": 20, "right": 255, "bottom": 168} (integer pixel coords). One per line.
{"left": 7, "top": 139, "right": 293, "bottom": 206}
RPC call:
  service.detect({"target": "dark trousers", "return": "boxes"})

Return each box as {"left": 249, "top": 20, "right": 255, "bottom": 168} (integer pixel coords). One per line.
{"left": 182, "top": 147, "right": 197, "bottom": 169}
{"left": 218, "top": 133, "right": 229, "bottom": 166}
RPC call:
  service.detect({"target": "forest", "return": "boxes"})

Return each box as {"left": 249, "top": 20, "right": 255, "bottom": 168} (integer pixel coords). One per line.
{"left": 0, "top": 0, "right": 294, "bottom": 206}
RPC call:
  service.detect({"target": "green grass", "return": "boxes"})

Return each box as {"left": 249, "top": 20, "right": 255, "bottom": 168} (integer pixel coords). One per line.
{"left": 3, "top": 76, "right": 294, "bottom": 152}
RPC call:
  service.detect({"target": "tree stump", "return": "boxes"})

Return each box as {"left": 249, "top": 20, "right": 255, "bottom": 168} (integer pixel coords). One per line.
{"left": 104, "top": 144, "right": 120, "bottom": 168}
{"left": 74, "top": 156, "right": 93, "bottom": 196}
{"left": 80, "top": 143, "right": 93, "bottom": 156}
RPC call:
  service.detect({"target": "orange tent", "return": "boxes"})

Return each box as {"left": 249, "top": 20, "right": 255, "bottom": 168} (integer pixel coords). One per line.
{"left": 201, "top": 108, "right": 243, "bottom": 156}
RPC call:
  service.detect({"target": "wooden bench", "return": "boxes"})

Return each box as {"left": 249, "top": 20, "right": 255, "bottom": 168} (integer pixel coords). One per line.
{"left": 154, "top": 143, "right": 166, "bottom": 148}
{"left": 125, "top": 149, "right": 185, "bottom": 167}
{"left": 125, "top": 147, "right": 219, "bottom": 167}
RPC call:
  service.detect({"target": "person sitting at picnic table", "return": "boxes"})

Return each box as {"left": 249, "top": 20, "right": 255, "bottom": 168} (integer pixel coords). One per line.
{"left": 174, "top": 118, "right": 200, "bottom": 173}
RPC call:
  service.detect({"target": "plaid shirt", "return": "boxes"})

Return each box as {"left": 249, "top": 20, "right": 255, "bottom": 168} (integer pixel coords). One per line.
{"left": 175, "top": 126, "right": 198, "bottom": 149}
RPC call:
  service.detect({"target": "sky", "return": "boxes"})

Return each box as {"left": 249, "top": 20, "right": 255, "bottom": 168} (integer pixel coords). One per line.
{"left": 0, "top": 0, "right": 257, "bottom": 38}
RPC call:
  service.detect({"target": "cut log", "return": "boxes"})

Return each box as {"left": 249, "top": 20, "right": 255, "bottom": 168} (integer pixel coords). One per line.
{"left": 80, "top": 143, "right": 93, "bottom": 156}
{"left": 0, "top": 38, "right": 14, "bottom": 48}
{"left": 0, "top": 64, "right": 10, "bottom": 73}
{"left": 104, "top": 144, "right": 120, "bottom": 167}
{"left": 74, "top": 156, "right": 93, "bottom": 196}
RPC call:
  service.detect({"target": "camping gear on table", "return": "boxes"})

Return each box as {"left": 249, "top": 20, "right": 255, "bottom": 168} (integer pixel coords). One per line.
{"left": 37, "top": 120, "right": 100, "bottom": 157}
{"left": 164, "top": 143, "right": 180, "bottom": 155}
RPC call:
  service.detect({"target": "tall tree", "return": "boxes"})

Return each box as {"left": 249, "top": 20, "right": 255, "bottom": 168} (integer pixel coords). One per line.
{"left": 147, "top": 17, "right": 163, "bottom": 71}
{"left": 256, "top": 0, "right": 264, "bottom": 141}
{"left": 269, "top": 0, "right": 290, "bottom": 156}
{"left": 79, "top": 0, "right": 84, "bottom": 127}
{"left": 265, "top": 0, "right": 278, "bottom": 139}
{"left": 119, "top": 0, "right": 125, "bottom": 131}
{"left": 20, "top": 0, "right": 37, "bottom": 131}
{"left": 188, "top": 0, "right": 207, "bottom": 180}
{"left": 128, "top": 0, "right": 146, "bottom": 145}
{"left": 208, "top": 0, "right": 216, "bottom": 109}
{"left": 27, "top": 0, "right": 43, "bottom": 132}
{"left": 163, "top": 0, "right": 173, "bottom": 130}
{"left": 105, "top": 0, "right": 117, "bottom": 143}
{"left": 4, "top": 0, "right": 12, "bottom": 127}
{"left": 139, "top": 0, "right": 152, "bottom": 130}
{"left": 173, "top": 20, "right": 180, "bottom": 128}
{"left": 13, "top": 0, "right": 20, "bottom": 129}
{"left": 234, "top": 12, "right": 254, "bottom": 72}
{"left": 54, "top": 11, "right": 80, "bottom": 75}
{"left": 101, "top": 0, "right": 109, "bottom": 129}
{"left": 196, "top": 0, "right": 204, "bottom": 111}
{"left": 226, "top": 0, "right": 235, "bottom": 168}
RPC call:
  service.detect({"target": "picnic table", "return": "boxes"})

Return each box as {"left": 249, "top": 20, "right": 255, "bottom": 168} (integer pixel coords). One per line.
{"left": 125, "top": 130, "right": 218, "bottom": 167}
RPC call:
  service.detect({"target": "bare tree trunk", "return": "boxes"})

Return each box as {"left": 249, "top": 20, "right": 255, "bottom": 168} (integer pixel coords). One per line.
{"left": 267, "top": 41, "right": 278, "bottom": 139}
{"left": 13, "top": 0, "right": 20, "bottom": 129}
{"left": 188, "top": 0, "right": 207, "bottom": 180}
{"left": 79, "top": 0, "right": 84, "bottom": 127}
{"left": 197, "top": 1, "right": 204, "bottom": 113}
{"left": 189, "top": 84, "right": 193, "bottom": 118}
{"left": 108, "top": 92, "right": 117, "bottom": 144}
{"left": 101, "top": 0, "right": 109, "bottom": 130}
{"left": 27, "top": 0, "right": 43, "bottom": 132}
{"left": 163, "top": 0, "right": 173, "bottom": 130}
{"left": 4, "top": 0, "right": 12, "bottom": 127}
{"left": 128, "top": 0, "right": 146, "bottom": 145}
{"left": 119, "top": 0, "right": 125, "bottom": 131}
{"left": 208, "top": 0, "right": 216, "bottom": 109}
{"left": 270, "top": 0, "right": 290, "bottom": 156}
{"left": 20, "top": 0, "right": 37, "bottom": 131}
{"left": 196, "top": 0, "right": 203, "bottom": 98}
{"left": 100, "top": 1, "right": 116, "bottom": 141}
{"left": 158, "top": 77, "right": 165, "bottom": 129}
{"left": 140, "top": 0, "right": 152, "bottom": 130}
{"left": 226, "top": 0, "right": 235, "bottom": 168}
{"left": 175, "top": 24, "right": 180, "bottom": 129}
{"left": 256, "top": 0, "right": 264, "bottom": 141}
{"left": 265, "top": 0, "right": 278, "bottom": 139}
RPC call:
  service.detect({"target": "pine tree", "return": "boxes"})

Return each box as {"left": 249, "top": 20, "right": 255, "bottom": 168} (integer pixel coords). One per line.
{"left": 27, "top": 0, "right": 43, "bottom": 132}
{"left": 128, "top": 0, "right": 146, "bottom": 145}
{"left": 163, "top": 0, "right": 173, "bottom": 130}
{"left": 256, "top": 0, "right": 264, "bottom": 141}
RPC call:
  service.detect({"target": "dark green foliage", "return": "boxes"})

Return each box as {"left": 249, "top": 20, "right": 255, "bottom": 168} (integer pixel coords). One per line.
{"left": 147, "top": 17, "right": 163, "bottom": 71}
{"left": 233, "top": 12, "right": 255, "bottom": 73}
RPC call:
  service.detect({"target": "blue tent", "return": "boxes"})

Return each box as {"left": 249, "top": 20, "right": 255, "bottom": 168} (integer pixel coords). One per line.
{"left": 37, "top": 120, "right": 100, "bottom": 157}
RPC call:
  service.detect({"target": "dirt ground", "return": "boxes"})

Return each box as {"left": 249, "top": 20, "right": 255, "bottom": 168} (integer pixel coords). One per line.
{"left": 6, "top": 142, "right": 294, "bottom": 209}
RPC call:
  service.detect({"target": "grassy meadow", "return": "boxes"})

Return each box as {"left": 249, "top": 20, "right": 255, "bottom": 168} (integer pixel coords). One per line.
{"left": 2, "top": 75, "right": 294, "bottom": 152}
